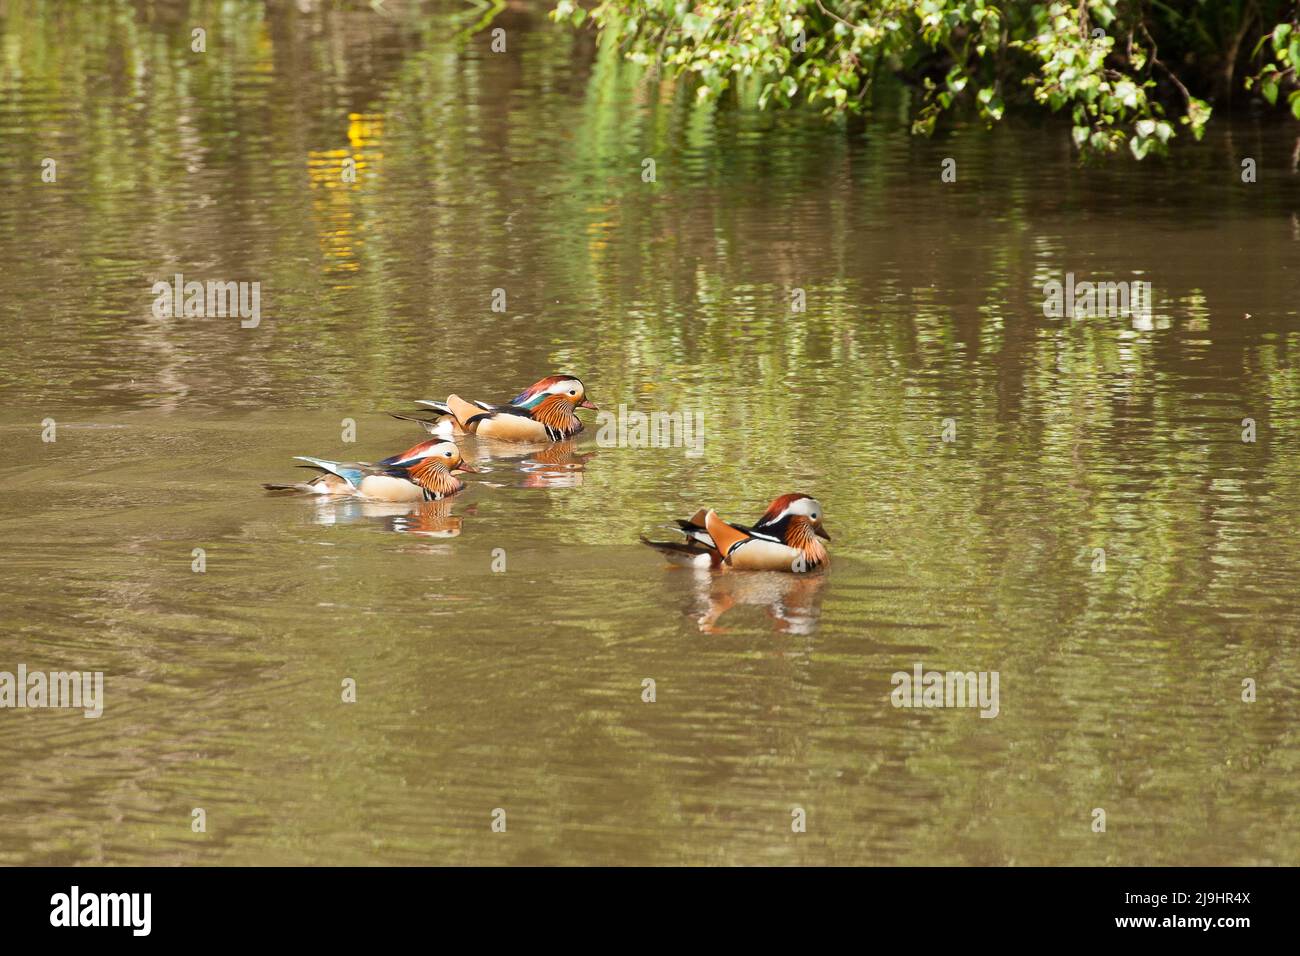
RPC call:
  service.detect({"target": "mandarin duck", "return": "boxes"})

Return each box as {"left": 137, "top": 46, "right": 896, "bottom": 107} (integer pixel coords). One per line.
{"left": 393, "top": 374, "right": 597, "bottom": 442}
{"left": 641, "top": 494, "right": 831, "bottom": 572}
{"left": 262, "top": 438, "right": 478, "bottom": 502}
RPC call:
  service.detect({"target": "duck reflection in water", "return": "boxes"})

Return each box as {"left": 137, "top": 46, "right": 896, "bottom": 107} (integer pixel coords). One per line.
{"left": 471, "top": 438, "right": 595, "bottom": 489}
{"left": 682, "top": 568, "right": 827, "bottom": 635}
{"left": 310, "top": 496, "right": 469, "bottom": 537}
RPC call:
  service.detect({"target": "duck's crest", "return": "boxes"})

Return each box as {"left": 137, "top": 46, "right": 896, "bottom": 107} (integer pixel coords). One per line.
{"left": 757, "top": 493, "right": 813, "bottom": 526}
{"left": 511, "top": 374, "right": 576, "bottom": 408}
{"left": 380, "top": 438, "right": 448, "bottom": 467}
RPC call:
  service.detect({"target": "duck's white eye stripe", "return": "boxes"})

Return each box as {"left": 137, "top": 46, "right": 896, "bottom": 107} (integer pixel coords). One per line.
{"left": 775, "top": 499, "right": 821, "bottom": 521}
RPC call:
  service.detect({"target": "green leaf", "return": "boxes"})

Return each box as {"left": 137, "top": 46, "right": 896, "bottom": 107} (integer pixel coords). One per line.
{"left": 1273, "top": 23, "right": 1293, "bottom": 53}
{"left": 681, "top": 12, "right": 711, "bottom": 41}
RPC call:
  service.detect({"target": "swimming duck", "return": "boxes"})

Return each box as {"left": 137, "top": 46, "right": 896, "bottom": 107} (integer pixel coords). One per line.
{"left": 640, "top": 494, "right": 831, "bottom": 572}
{"left": 262, "top": 438, "right": 478, "bottom": 501}
{"left": 393, "top": 374, "right": 597, "bottom": 442}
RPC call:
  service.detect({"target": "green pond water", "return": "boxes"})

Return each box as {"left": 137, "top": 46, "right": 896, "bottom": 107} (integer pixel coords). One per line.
{"left": 0, "top": 0, "right": 1297, "bottom": 865}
